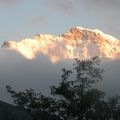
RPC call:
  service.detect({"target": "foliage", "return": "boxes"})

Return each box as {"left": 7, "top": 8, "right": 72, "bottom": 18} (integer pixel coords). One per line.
{"left": 6, "top": 57, "right": 120, "bottom": 120}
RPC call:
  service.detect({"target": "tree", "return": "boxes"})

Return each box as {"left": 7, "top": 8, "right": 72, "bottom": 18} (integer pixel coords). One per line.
{"left": 50, "top": 56, "right": 105, "bottom": 120}
{"left": 6, "top": 57, "right": 120, "bottom": 120}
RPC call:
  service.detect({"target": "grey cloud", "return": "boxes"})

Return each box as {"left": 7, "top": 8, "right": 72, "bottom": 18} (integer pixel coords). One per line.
{"left": 0, "top": 0, "right": 18, "bottom": 4}
{"left": 47, "top": 0, "right": 79, "bottom": 16}
{"left": 0, "top": 0, "right": 23, "bottom": 6}
{"left": 0, "top": 49, "right": 62, "bottom": 103}
{"left": 0, "top": 49, "right": 120, "bottom": 103}
{"left": 82, "top": 0, "right": 120, "bottom": 8}
{"left": 44, "top": 0, "right": 120, "bottom": 38}
{"left": 28, "top": 16, "right": 47, "bottom": 27}
{"left": 81, "top": 0, "right": 120, "bottom": 39}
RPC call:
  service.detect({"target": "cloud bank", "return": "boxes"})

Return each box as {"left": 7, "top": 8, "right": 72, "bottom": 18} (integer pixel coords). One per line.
{"left": 0, "top": 49, "right": 120, "bottom": 103}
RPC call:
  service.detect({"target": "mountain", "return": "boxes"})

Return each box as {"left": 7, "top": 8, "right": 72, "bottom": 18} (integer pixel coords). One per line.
{"left": 0, "top": 101, "right": 59, "bottom": 120}
{"left": 2, "top": 27, "right": 120, "bottom": 63}
{"left": 0, "top": 101, "right": 32, "bottom": 120}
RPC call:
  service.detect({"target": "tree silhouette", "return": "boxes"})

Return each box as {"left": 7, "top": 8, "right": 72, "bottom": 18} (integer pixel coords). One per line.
{"left": 6, "top": 57, "right": 120, "bottom": 120}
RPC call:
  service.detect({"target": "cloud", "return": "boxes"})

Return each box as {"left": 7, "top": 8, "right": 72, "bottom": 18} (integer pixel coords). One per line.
{"left": 0, "top": 0, "right": 23, "bottom": 6}
{"left": 0, "top": 49, "right": 62, "bottom": 103}
{"left": 0, "top": 0, "right": 16, "bottom": 4}
{"left": 81, "top": 0, "right": 120, "bottom": 39}
{"left": 107, "top": 15, "right": 120, "bottom": 39}
{"left": 83, "top": 0, "right": 120, "bottom": 7}
{"left": 28, "top": 16, "right": 47, "bottom": 26}
{"left": 47, "top": 0, "right": 79, "bottom": 16}
{"left": 0, "top": 48, "right": 120, "bottom": 103}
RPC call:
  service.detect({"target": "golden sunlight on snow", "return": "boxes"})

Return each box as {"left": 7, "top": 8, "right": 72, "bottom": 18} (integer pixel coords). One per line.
{"left": 2, "top": 27, "right": 120, "bottom": 63}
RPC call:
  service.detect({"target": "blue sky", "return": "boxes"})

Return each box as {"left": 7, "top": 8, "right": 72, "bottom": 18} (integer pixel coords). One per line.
{"left": 0, "top": 0, "right": 120, "bottom": 45}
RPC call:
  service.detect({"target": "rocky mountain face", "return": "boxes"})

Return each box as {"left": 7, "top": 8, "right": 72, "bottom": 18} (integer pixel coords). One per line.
{"left": 2, "top": 27, "right": 120, "bottom": 63}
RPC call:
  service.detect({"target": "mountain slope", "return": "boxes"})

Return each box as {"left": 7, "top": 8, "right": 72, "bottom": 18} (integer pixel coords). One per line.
{"left": 0, "top": 101, "right": 32, "bottom": 120}
{"left": 0, "top": 101, "right": 59, "bottom": 120}
{"left": 2, "top": 27, "right": 120, "bottom": 63}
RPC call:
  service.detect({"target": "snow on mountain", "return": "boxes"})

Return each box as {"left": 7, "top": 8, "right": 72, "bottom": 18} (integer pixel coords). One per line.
{"left": 2, "top": 27, "right": 120, "bottom": 63}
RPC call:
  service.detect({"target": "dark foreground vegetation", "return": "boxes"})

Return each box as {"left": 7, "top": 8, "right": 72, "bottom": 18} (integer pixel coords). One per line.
{"left": 0, "top": 101, "right": 58, "bottom": 120}
{"left": 4, "top": 57, "right": 120, "bottom": 120}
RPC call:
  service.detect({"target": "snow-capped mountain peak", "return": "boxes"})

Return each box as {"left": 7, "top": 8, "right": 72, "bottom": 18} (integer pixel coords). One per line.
{"left": 2, "top": 27, "right": 120, "bottom": 63}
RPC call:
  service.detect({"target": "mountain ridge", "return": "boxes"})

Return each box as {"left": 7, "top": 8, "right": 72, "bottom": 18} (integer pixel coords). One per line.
{"left": 2, "top": 27, "right": 120, "bottom": 63}
{"left": 0, "top": 100, "right": 59, "bottom": 120}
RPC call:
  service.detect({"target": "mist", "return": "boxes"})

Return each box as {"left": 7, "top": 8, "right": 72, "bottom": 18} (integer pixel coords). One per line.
{"left": 0, "top": 49, "right": 119, "bottom": 103}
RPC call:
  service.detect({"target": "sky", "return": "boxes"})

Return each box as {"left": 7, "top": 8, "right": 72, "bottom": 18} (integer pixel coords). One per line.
{"left": 0, "top": 0, "right": 120, "bottom": 103}
{"left": 0, "top": 0, "right": 120, "bottom": 45}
